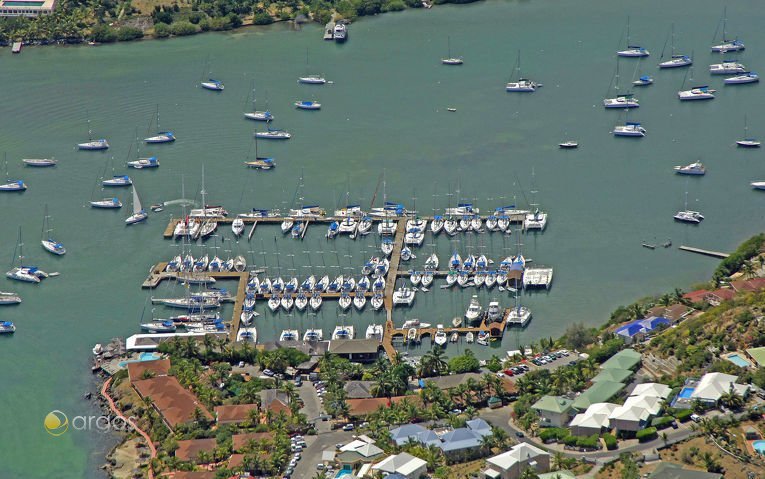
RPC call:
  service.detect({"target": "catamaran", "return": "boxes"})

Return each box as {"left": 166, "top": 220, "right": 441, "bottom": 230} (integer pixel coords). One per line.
{"left": 709, "top": 60, "right": 746, "bottom": 75}
{"left": 41, "top": 205, "right": 65, "bottom": 255}
{"left": 674, "top": 188, "right": 704, "bottom": 224}
{"left": 506, "top": 50, "right": 540, "bottom": 92}
{"left": 613, "top": 121, "right": 646, "bottom": 137}
{"left": 392, "top": 285, "right": 416, "bottom": 306}
{"left": 125, "top": 185, "right": 148, "bottom": 225}
{"left": 678, "top": 85, "right": 715, "bottom": 101}
{"left": 332, "top": 325, "right": 354, "bottom": 340}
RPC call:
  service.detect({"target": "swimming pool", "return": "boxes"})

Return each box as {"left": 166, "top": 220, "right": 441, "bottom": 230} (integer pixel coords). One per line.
{"left": 726, "top": 353, "right": 751, "bottom": 368}
{"left": 753, "top": 440, "right": 765, "bottom": 454}
{"left": 118, "top": 352, "right": 161, "bottom": 368}
{"left": 334, "top": 469, "right": 352, "bottom": 479}
{"left": 678, "top": 387, "right": 695, "bottom": 399}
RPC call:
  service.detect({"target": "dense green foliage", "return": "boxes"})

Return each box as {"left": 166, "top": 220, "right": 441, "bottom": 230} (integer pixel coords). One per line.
{"left": 714, "top": 233, "right": 765, "bottom": 281}
{"left": 635, "top": 427, "right": 657, "bottom": 442}
{"left": 602, "top": 432, "right": 617, "bottom": 450}
{"left": 448, "top": 350, "right": 480, "bottom": 374}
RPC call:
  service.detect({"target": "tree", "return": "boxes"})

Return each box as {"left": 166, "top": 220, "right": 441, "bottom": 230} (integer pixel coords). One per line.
{"left": 448, "top": 349, "right": 480, "bottom": 373}
{"left": 419, "top": 347, "right": 448, "bottom": 377}
{"left": 563, "top": 322, "right": 594, "bottom": 350}
{"left": 719, "top": 388, "right": 744, "bottom": 410}
{"left": 620, "top": 452, "right": 639, "bottom": 479}
{"left": 520, "top": 467, "right": 540, "bottom": 479}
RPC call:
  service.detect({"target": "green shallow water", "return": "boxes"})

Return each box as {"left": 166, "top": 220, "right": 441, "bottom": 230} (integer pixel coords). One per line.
{"left": 2, "top": 0, "right": 765, "bottom": 476}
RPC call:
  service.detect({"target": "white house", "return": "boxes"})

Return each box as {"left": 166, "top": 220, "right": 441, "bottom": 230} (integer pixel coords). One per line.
{"left": 372, "top": 452, "right": 427, "bottom": 479}
{"left": 483, "top": 443, "right": 550, "bottom": 479}
{"left": 569, "top": 403, "right": 617, "bottom": 437}
{"left": 622, "top": 395, "right": 663, "bottom": 416}
{"left": 630, "top": 383, "right": 671, "bottom": 400}
{"left": 691, "top": 373, "right": 749, "bottom": 405}
{"left": 608, "top": 404, "right": 651, "bottom": 433}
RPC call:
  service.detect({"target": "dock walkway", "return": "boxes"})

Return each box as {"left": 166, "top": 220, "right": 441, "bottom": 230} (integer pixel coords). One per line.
{"left": 679, "top": 246, "right": 729, "bottom": 259}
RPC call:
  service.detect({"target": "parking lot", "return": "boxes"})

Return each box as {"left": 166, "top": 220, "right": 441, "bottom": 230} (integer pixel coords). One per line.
{"left": 501, "top": 349, "right": 577, "bottom": 380}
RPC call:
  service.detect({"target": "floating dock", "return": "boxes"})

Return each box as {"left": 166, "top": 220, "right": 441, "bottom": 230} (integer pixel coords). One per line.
{"left": 323, "top": 21, "right": 335, "bottom": 40}
{"left": 679, "top": 246, "right": 729, "bottom": 259}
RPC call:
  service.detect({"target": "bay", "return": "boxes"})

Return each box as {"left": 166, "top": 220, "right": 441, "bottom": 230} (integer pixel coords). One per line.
{"left": 1, "top": 0, "right": 764, "bottom": 476}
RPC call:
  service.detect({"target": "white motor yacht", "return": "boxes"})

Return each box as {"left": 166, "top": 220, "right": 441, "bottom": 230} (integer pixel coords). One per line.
{"left": 674, "top": 162, "right": 706, "bottom": 175}
{"left": 613, "top": 122, "right": 646, "bottom": 137}
{"left": 434, "top": 325, "right": 447, "bottom": 346}
{"left": 465, "top": 296, "right": 483, "bottom": 324}
{"left": 231, "top": 218, "right": 245, "bottom": 236}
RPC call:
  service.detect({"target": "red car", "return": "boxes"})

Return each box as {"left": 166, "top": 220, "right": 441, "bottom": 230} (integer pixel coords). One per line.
{"left": 503, "top": 369, "right": 515, "bottom": 377}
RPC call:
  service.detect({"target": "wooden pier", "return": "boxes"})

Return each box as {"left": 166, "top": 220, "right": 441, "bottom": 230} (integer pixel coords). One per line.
{"left": 323, "top": 21, "right": 335, "bottom": 40}
{"left": 679, "top": 246, "right": 729, "bottom": 259}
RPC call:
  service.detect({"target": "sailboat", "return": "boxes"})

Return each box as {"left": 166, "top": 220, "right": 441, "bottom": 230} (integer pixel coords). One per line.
{"left": 22, "top": 158, "right": 57, "bottom": 167}
{"left": 441, "top": 36, "right": 463, "bottom": 65}
{"left": 102, "top": 153, "right": 132, "bottom": 187}
{"left": 201, "top": 79, "right": 224, "bottom": 91}
{"left": 244, "top": 86, "right": 275, "bottom": 121}
{"left": 144, "top": 105, "right": 176, "bottom": 143}
{"left": 507, "top": 289, "right": 532, "bottom": 326}
{"left": 128, "top": 131, "right": 159, "bottom": 169}
{"left": 41, "top": 205, "right": 66, "bottom": 255}
{"left": 506, "top": 50, "right": 540, "bottom": 92}
{"left": 737, "top": 116, "right": 761, "bottom": 148}
{"left": 711, "top": 7, "right": 745, "bottom": 53}
{"left": 658, "top": 24, "right": 692, "bottom": 68}
{"left": 6, "top": 228, "right": 42, "bottom": 283}
{"left": 77, "top": 116, "right": 109, "bottom": 150}
{"left": 0, "top": 157, "right": 27, "bottom": 192}
{"left": 612, "top": 109, "right": 646, "bottom": 137}
{"left": 603, "top": 59, "right": 639, "bottom": 108}
{"left": 244, "top": 135, "right": 275, "bottom": 169}
{"left": 617, "top": 16, "right": 649, "bottom": 57}
{"left": 677, "top": 67, "right": 715, "bottom": 101}
{"left": 673, "top": 185, "right": 704, "bottom": 224}
{"left": 523, "top": 175, "right": 548, "bottom": 231}
{"left": 255, "top": 128, "right": 291, "bottom": 140}
{"left": 295, "top": 100, "right": 321, "bottom": 110}
{"left": 298, "top": 48, "right": 327, "bottom": 84}
{"left": 125, "top": 185, "right": 148, "bottom": 225}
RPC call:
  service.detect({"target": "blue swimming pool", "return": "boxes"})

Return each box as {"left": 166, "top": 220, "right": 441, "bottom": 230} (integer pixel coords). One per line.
{"left": 334, "top": 469, "right": 352, "bottom": 479}
{"left": 118, "top": 352, "right": 161, "bottom": 368}
{"left": 753, "top": 440, "right": 765, "bottom": 454}
{"left": 726, "top": 353, "right": 751, "bottom": 368}
{"left": 678, "top": 387, "right": 695, "bottom": 399}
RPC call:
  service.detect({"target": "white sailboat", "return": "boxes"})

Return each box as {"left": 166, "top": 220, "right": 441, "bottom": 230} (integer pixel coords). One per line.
{"left": 658, "top": 24, "right": 692, "bottom": 68}
{"left": 506, "top": 51, "right": 540, "bottom": 92}
{"left": 125, "top": 185, "right": 148, "bottom": 225}
{"left": 603, "top": 59, "right": 639, "bottom": 109}
{"left": 441, "top": 36, "right": 463, "bottom": 65}
{"left": 144, "top": 105, "right": 176, "bottom": 143}
{"left": 711, "top": 7, "right": 745, "bottom": 53}
{"left": 617, "top": 16, "right": 649, "bottom": 57}
{"left": 736, "top": 116, "right": 761, "bottom": 148}
{"left": 244, "top": 86, "right": 275, "bottom": 121}
{"left": 41, "top": 205, "right": 66, "bottom": 255}
{"left": 6, "top": 228, "right": 42, "bottom": 284}
{"left": 0, "top": 157, "right": 27, "bottom": 192}
{"left": 77, "top": 117, "right": 109, "bottom": 150}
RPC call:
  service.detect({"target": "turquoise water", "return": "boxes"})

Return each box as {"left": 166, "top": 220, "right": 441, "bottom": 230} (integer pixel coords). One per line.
{"left": 726, "top": 353, "right": 751, "bottom": 368}
{"left": 2, "top": 0, "right": 765, "bottom": 476}
{"left": 117, "top": 352, "right": 161, "bottom": 367}
{"left": 678, "top": 387, "right": 695, "bottom": 399}
{"left": 335, "top": 468, "right": 352, "bottom": 479}
{"left": 753, "top": 440, "right": 765, "bottom": 454}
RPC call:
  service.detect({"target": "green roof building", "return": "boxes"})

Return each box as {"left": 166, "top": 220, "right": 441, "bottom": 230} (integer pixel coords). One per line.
{"left": 572, "top": 380, "right": 625, "bottom": 411}
{"left": 600, "top": 349, "right": 641, "bottom": 371}
{"left": 532, "top": 395, "right": 574, "bottom": 427}
{"left": 591, "top": 368, "right": 633, "bottom": 383}
{"left": 745, "top": 347, "right": 765, "bottom": 367}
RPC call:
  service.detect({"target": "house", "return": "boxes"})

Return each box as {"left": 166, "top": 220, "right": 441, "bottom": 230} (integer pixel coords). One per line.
{"left": 647, "top": 462, "right": 723, "bottom": 479}
{"left": 622, "top": 395, "right": 663, "bottom": 416}
{"left": 745, "top": 347, "right": 765, "bottom": 367}
{"left": 390, "top": 424, "right": 442, "bottom": 447}
{"left": 682, "top": 289, "right": 710, "bottom": 305}
{"left": 591, "top": 368, "right": 633, "bottom": 384}
{"left": 344, "top": 380, "right": 376, "bottom": 399}
{"left": 646, "top": 304, "right": 692, "bottom": 323}
{"left": 731, "top": 277, "right": 765, "bottom": 293}
{"left": 337, "top": 438, "right": 385, "bottom": 464}
{"left": 328, "top": 339, "right": 381, "bottom": 363}
{"left": 260, "top": 389, "right": 291, "bottom": 416}
{"left": 170, "top": 472, "right": 217, "bottom": 479}
{"left": 630, "top": 383, "right": 672, "bottom": 400}
{"left": 609, "top": 404, "right": 651, "bottom": 433}
{"left": 438, "top": 427, "right": 487, "bottom": 463}
{"left": 372, "top": 452, "right": 427, "bottom": 479}
{"left": 126, "top": 358, "right": 171, "bottom": 382}
{"left": 538, "top": 472, "right": 576, "bottom": 479}
{"left": 705, "top": 288, "right": 736, "bottom": 306}
{"left": 568, "top": 403, "right": 617, "bottom": 437}
{"left": 531, "top": 396, "right": 574, "bottom": 427}
{"left": 419, "top": 372, "right": 484, "bottom": 391}
{"left": 572, "top": 381, "right": 626, "bottom": 411}
{"left": 614, "top": 317, "right": 670, "bottom": 344}
{"left": 600, "top": 349, "right": 642, "bottom": 371}
{"left": 132, "top": 375, "right": 213, "bottom": 432}
{"left": 0, "top": 0, "right": 57, "bottom": 17}
{"left": 214, "top": 403, "right": 258, "bottom": 425}
{"left": 483, "top": 443, "right": 550, "bottom": 479}
{"left": 232, "top": 432, "right": 274, "bottom": 452}
{"left": 690, "top": 372, "right": 749, "bottom": 405}
{"left": 175, "top": 438, "right": 217, "bottom": 462}
{"left": 347, "top": 396, "right": 421, "bottom": 418}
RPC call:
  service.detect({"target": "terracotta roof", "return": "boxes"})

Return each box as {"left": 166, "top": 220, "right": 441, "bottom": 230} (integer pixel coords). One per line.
{"left": 127, "top": 358, "right": 171, "bottom": 382}
{"left": 175, "top": 438, "right": 217, "bottom": 462}
{"left": 731, "top": 277, "right": 765, "bottom": 292}
{"left": 261, "top": 389, "right": 292, "bottom": 416}
{"left": 232, "top": 432, "right": 274, "bottom": 452}
{"left": 215, "top": 403, "right": 258, "bottom": 424}
{"left": 709, "top": 289, "right": 736, "bottom": 301}
{"left": 646, "top": 304, "right": 691, "bottom": 322}
{"left": 228, "top": 453, "right": 245, "bottom": 468}
{"left": 683, "top": 290, "right": 709, "bottom": 303}
{"left": 347, "top": 396, "right": 421, "bottom": 417}
{"left": 328, "top": 339, "right": 381, "bottom": 354}
{"left": 132, "top": 376, "right": 213, "bottom": 430}
{"left": 170, "top": 472, "right": 217, "bottom": 479}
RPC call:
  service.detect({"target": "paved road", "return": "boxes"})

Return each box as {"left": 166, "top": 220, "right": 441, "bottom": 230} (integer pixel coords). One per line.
{"left": 291, "top": 427, "right": 356, "bottom": 479}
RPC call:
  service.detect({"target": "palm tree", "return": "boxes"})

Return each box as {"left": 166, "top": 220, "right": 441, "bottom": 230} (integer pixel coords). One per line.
{"left": 419, "top": 347, "right": 448, "bottom": 377}
{"left": 742, "top": 260, "right": 756, "bottom": 279}
{"left": 658, "top": 293, "right": 672, "bottom": 306}
{"left": 482, "top": 372, "right": 503, "bottom": 398}
{"left": 629, "top": 303, "right": 645, "bottom": 320}
{"left": 520, "top": 467, "right": 540, "bottom": 479}
{"left": 719, "top": 388, "right": 744, "bottom": 410}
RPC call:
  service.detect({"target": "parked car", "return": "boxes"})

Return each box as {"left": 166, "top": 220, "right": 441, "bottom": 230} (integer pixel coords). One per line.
{"left": 515, "top": 431, "right": 524, "bottom": 438}
{"left": 238, "top": 361, "right": 245, "bottom": 368}
{"left": 690, "top": 414, "right": 702, "bottom": 423}
{"left": 263, "top": 369, "right": 275, "bottom": 377}
{"left": 342, "top": 423, "right": 355, "bottom": 431}
{"left": 316, "top": 464, "right": 325, "bottom": 471}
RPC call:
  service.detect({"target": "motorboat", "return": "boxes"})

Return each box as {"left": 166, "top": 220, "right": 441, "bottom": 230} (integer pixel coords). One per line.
{"left": 298, "top": 75, "right": 326, "bottom": 84}
{"left": 407, "top": 327, "right": 418, "bottom": 343}
{"left": 0, "top": 321, "right": 15, "bottom": 334}
{"left": 295, "top": 100, "right": 321, "bottom": 110}
{"left": 255, "top": 128, "right": 291, "bottom": 140}
{"left": 102, "top": 175, "right": 132, "bottom": 187}
{"left": 476, "top": 331, "right": 490, "bottom": 345}
{"left": 465, "top": 296, "right": 483, "bottom": 325}
{"left": 659, "top": 55, "right": 692, "bottom": 69}
{"left": 279, "top": 329, "right": 299, "bottom": 342}
{"left": 231, "top": 218, "right": 245, "bottom": 236}
{"left": 632, "top": 75, "right": 654, "bottom": 86}
{"left": 303, "top": 328, "right": 323, "bottom": 341}
{"left": 506, "top": 79, "right": 539, "bottom": 92}
{"left": 674, "top": 162, "right": 706, "bottom": 175}
{"left": 144, "top": 131, "right": 175, "bottom": 144}
{"left": 402, "top": 319, "right": 431, "bottom": 329}
{"left": 678, "top": 86, "right": 715, "bottom": 101}
{"left": 709, "top": 60, "right": 746, "bottom": 75}
{"left": 724, "top": 72, "right": 759, "bottom": 84}
{"left": 486, "top": 301, "right": 502, "bottom": 322}
{"left": 617, "top": 45, "right": 649, "bottom": 57}
{"left": 201, "top": 79, "right": 224, "bottom": 91}
{"left": 524, "top": 208, "right": 548, "bottom": 231}
{"left": 78, "top": 139, "right": 109, "bottom": 150}
{"left": 334, "top": 22, "right": 347, "bottom": 43}
{"left": 750, "top": 181, "right": 765, "bottom": 190}
{"left": 353, "top": 291, "right": 366, "bottom": 310}
{"left": 366, "top": 324, "right": 383, "bottom": 341}
{"left": 603, "top": 94, "right": 639, "bottom": 109}
{"left": 141, "top": 321, "right": 177, "bottom": 333}
{"left": 0, "top": 292, "right": 22, "bottom": 305}
{"left": 371, "top": 293, "right": 384, "bottom": 310}
{"left": 674, "top": 210, "right": 704, "bottom": 224}
{"left": 339, "top": 292, "right": 352, "bottom": 311}
{"left": 434, "top": 325, "right": 447, "bottom": 347}
{"left": 22, "top": 158, "right": 57, "bottom": 167}
{"left": 332, "top": 325, "right": 354, "bottom": 340}
{"left": 465, "top": 332, "right": 474, "bottom": 343}
{"left": 310, "top": 292, "right": 323, "bottom": 311}
{"left": 127, "top": 157, "right": 159, "bottom": 169}
{"left": 392, "top": 286, "right": 415, "bottom": 306}
{"left": 613, "top": 122, "right": 646, "bottom": 137}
